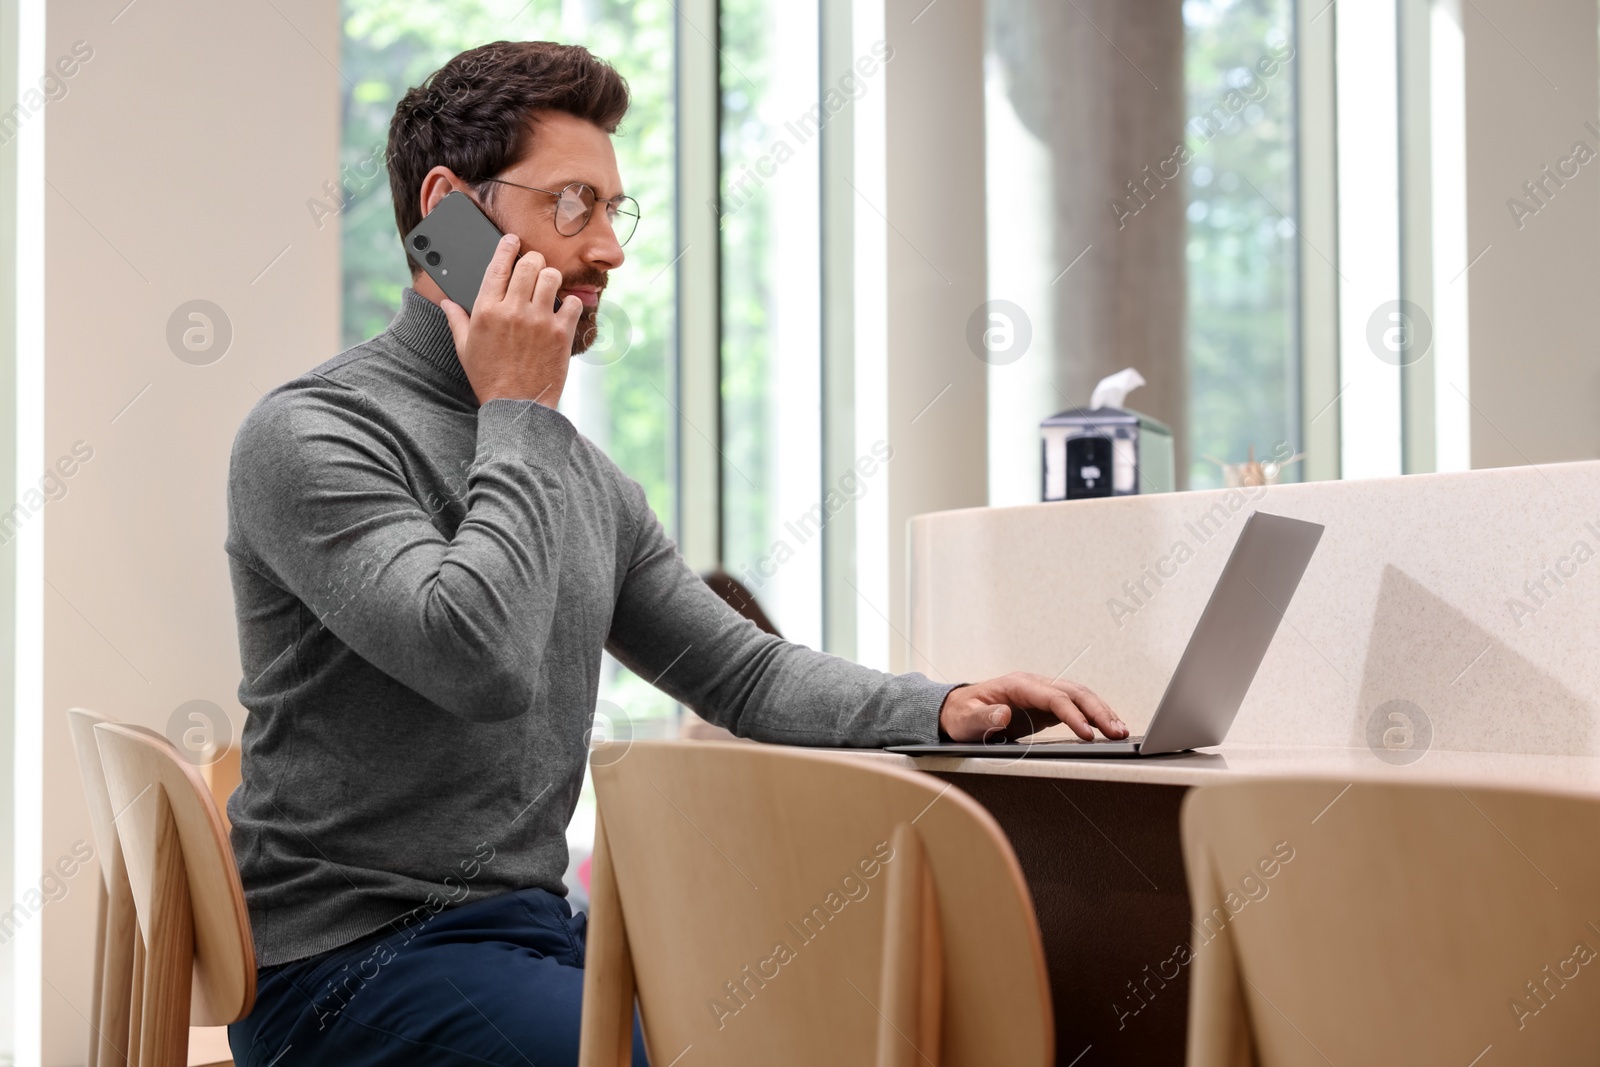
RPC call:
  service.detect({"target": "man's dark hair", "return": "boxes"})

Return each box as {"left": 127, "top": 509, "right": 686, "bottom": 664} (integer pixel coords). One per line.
{"left": 387, "top": 41, "right": 630, "bottom": 274}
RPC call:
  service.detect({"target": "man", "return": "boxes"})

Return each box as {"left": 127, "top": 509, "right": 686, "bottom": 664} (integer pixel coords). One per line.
{"left": 224, "top": 40, "right": 1125, "bottom": 1067}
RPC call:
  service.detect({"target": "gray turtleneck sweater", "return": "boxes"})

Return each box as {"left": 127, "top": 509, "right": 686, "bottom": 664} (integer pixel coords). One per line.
{"left": 224, "top": 288, "right": 954, "bottom": 966}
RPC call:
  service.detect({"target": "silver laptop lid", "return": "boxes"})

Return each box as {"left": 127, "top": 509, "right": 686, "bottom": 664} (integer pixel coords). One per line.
{"left": 1139, "top": 510, "right": 1324, "bottom": 754}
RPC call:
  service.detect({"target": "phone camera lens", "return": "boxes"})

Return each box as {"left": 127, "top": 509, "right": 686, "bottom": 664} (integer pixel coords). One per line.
{"left": 425, "top": 251, "right": 442, "bottom": 267}
{"left": 412, "top": 234, "right": 430, "bottom": 251}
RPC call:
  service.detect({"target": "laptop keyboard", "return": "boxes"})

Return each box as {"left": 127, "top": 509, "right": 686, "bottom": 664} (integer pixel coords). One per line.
{"left": 1021, "top": 734, "right": 1144, "bottom": 746}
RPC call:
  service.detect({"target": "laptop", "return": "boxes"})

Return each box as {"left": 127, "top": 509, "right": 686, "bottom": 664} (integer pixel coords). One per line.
{"left": 887, "top": 510, "right": 1324, "bottom": 759}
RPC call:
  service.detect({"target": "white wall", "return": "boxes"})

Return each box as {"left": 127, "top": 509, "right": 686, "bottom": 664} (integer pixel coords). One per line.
{"left": 31, "top": 2, "right": 338, "bottom": 1061}
{"left": 1461, "top": 0, "right": 1600, "bottom": 470}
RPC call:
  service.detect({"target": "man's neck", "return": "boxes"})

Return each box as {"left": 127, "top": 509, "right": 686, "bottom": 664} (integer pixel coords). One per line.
{"left": 412, "top": 273, "right": 449, "bottom": 308}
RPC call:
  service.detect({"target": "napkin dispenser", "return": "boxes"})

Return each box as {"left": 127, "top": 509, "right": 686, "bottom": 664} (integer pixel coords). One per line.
{"left": 1040, "top": 368, "right": 1174, "bottom": 501}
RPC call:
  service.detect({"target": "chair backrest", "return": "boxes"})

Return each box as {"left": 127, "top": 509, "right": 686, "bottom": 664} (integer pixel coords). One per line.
{"left": 93, "top": 721, "right": 256, "bottom": 1067}
{"left": 1181, "top": 778, "right": 1600, "bottom": 1066}
{"left": 579, "top": 740, "right": 1052, "bottom": 1067}
{"left": 200, "top": 745, "right": 243, "bottom": 835}
{"left": 699, "top": 569, "right": 781, "bottom": 637}
{"left": 67, "top": 708, "right": 137, "bottom": 1067}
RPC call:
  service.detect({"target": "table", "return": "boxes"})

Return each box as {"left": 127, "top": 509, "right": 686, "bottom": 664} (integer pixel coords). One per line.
{"left": 855, "top": 744, "right": 1600, "bottom": 1066}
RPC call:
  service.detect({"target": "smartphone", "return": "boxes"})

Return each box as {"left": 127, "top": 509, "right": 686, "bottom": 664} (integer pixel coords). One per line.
{"left": 405, "top": 191, "right": 561, "bottom": 312}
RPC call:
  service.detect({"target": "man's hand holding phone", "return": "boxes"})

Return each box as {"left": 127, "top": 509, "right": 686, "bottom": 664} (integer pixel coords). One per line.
{"left": 439, "top": 233, "right": 581, "bottom": 409}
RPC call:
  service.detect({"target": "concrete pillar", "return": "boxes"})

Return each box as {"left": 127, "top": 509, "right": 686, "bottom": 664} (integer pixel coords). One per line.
{"left": 990, "top": 0, "right": 1189, "bottom": 484}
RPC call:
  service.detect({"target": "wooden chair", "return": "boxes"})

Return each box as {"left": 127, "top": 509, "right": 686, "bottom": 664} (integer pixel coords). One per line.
{"left": 92, "top": 721, "right": 256, "bottom": 1067}
{"left": 67, "top": 709, "right": 140, "bottom": 1067}
{"left": 198, "top": 744, "right": 242, "bottom": 836}
{"left": 578, "top": 740, "right": 1053, "bottom": 1066}
{"left": 1181, "top": 779, "right": 1600, "bottom": 1066}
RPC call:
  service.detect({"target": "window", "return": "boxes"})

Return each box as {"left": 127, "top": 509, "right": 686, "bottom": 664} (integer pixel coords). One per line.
{"left": 719, "top": 0, "right": 825, "bottom": 648}
{"left": 1183, "top": 0, "right": 1300, "bottom": 489}
{"left": 984, "top": 1, "right": 1302, "bottom": 501}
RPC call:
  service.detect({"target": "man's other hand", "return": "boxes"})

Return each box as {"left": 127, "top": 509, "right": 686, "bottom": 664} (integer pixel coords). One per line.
{"left": 937, "top": 672, "right": 1128, "bottom": 743}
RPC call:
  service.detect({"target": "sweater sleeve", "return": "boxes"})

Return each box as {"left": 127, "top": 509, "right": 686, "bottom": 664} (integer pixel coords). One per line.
{"left": 227, "top": 383, "right": 576, "bottom": 723}
{"left": 604, "top": 475, "right": 955, "bottom": 746}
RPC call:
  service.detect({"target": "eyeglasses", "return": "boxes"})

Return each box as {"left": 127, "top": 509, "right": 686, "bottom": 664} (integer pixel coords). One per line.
{"left": 471, "top": 178, "right": 639, "bottom": 246}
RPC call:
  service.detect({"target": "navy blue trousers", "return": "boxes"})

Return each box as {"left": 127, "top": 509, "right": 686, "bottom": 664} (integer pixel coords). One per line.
{"left": 228, "top": 886, "right": 650, "bottom": 1066}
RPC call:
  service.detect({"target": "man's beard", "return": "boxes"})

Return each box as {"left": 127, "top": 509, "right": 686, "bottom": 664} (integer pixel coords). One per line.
{"left": 566, "top": 267, "right": 608, "bottom": 355}
{"left": 572, "top": 303, "right": 601, "bottom": 354}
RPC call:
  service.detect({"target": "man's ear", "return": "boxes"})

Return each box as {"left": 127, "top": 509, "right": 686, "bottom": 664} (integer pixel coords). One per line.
{"left": 418, "top": 166, "right": 470, "bottom": 219}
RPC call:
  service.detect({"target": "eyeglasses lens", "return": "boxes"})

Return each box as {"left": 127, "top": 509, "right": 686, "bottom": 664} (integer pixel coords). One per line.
{"left": 555, "top": 186, "right": 592, "bottom": 236}
{"left": 553, "top": 184, "right": 639, "bottom": 245}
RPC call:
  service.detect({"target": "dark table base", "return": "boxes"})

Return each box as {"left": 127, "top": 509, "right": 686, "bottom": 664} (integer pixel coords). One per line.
{"left": 931, "top": 773, "right": 1193, "bottom": 1067}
